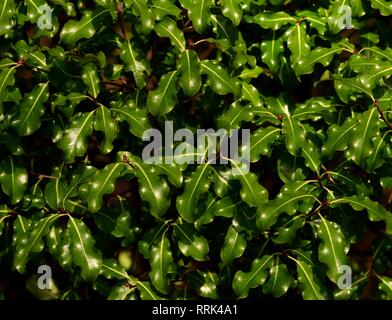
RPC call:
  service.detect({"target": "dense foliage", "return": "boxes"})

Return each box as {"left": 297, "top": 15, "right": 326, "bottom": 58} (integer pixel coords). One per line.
{"left": 1, "top": 0, "right": 392, "bottom": 300}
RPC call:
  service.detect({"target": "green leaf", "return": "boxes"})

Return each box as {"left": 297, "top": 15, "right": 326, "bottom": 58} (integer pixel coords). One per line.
{"left": 107, "top": 284, "right": 135, "bottom": 300}
{"left": 297, "top": 9, "right": 327, "bottom": 34}
{"left": 272, "top": 214, "right": 306, "bottom": 244}
{"left": 220, "top": 0, "right": 243, "bottom": 26}
{"left": 173, "top": 219, "right": 209, "bottom": 261}
{"left": 95, "top": 208, "right": 135, "bottom": 241}
{"left": 120, "top": 40, "right": 148, "bottom": 88}
{"left": 0, "top": 156, "right": 28, "bottom": 205}
{"left": 154, "top": 162, "right": 183, "bottom": 188}
{"left": 60, "top": 9, "right": 109, "bottom": 46}
{"left": 68, "top": 216, "right": 102, "bottom": 281}
{"left": 257, "top": 191, "right": 315, "bottom": 230}
{"left": 17, "top": 82, "right": 50, "bottom": 136}
{"left": 101, "top": 259, "right": 131, "bottom": 280}
{"left": 195, "top": 196, "right": 238, "bottom": 229}
{"left": 378, "top": 275, "right": 392, "bottom": 299}
{"left": 301, "top": 141, "right": 321, "bottom": 174}
{"left": 149, "top": 232, "right": 175, "bottom": 294}
{"left": 155, "top": 18, "right": 186, "bottom": 51}
{"left": 294, "top": 43, "right": 350, "bottom": 77}
{"left": 25, "top": 0, "right": 47, "bottom": 23}
{"left": 0, "top": 66, "right": 17, "bottom": 103}
{"left": 322, "top": 117, "right": 356, "bottom": 157}
{"left": 367, "top": 131, "right": 391, "bottom": 170}
{"left": 239, "top": 66, "right": 264, "bottom": 80}
{"left": 220, "top": 225, "right": 246, "bottom": 264}
{"left": 292, "top": 254, "right": 325, "bottom": 300}
{"left": 315, "top": 217, "right": 350, "bottom": 284}
{"left": 282, "top": 116, "right": 306, "bottom": 156}
{"left": 232, "top": 255, "right": 274, "bottom": 299}
{"left": 187, "top": 271, "right": 219, "bottom": 299}
{"left": 138, "top": 222, "right": 166, "bottom": 259}
{"left": 232, "top": 171, "right": 268, "bottom": 208}
{"left": 176, "top": 164, "right": 211, "bottom": 222}
{"left": 61, "top": 166, "right": 97, "bottom": 211}
{"left": 94, "top": 105, "right": 118, "bottom": 154}
{"left": 44, "top": 167, "right": 68, "bottom": 210}
{"left": 14, "top": 41, "right": 48, "bottom": 70}
{"left": 185, "top": 0, "right": 214, "bottom": 33}
{"left": 292, "top": 98, "right": 336, "bottom": 123}
{"left": 254, "top": 12, "right": 296, "bottom": 30}
{"left": 46, "top": 226, "right": 72, "bottom": 271}
{"left": 81, "top": 64, "right": 100, "bottom": 98}
{"left": 87, "top": 163, "right": 132, "bottom": 212}
{"left": 370, "top": 0, "right": 392, "bottom": 16}
{"left": 241, "top": 82, "right": 262, "bottom": 107}
{"left": 129, "top": 158, "right": 171, "bottom": 219}
{"left": 137, "top": 282, "right": 165, "bottom": 300}
{"left": 152, "top": 0, "right": 181, "bottom": 20}
{"left": 246, "top": 126, "right": 281, "bottom": 162}
{"left": 57, "top": 111, "right": 95, "bottom": 163}
{"left": 347, "top": 108, "right": 381, "bottom": 166}
{"left": 201, "top": 60, "right": 241, "bottom": 97}
{"left": 330, "top": 196, "right": 392, "bottom": 234}
{"left": 286, "top": 23, "right": 311, "bottom": 66}
{"left": 12, "top": 215, "right": 31, "bottom": 251}
{"left": 0, "top": 206, "right": 11, "bottom": 236}
{"left": 15, "top": 215, "right": 58, "bottom": 273}
{"left": 263, "top": 260, "right": 293, "bottom": 298}
{"left": 178, "top": 50, "right": 202, "bottom": 97}
{"left": 147, "top": 70, "right": 178, "bottom": 116}
{"left": 0, "top": 0, "right": 14, "bottom": 35}
{"left": 126, "top": 0, "right": 155, "bottom": 32}
{"left": 260, "top": 31, "right": 285, "bottom": 72}
{"left": 217, "top": 102, "right": 253, "bottom": 132}
{"left": 112, "top": 100, "right": 151, "bottom": 138}
{"left": 359, "top": 61, "right": 392, "bottom": 90}
{"left": 334, "top": 77, "right": 375, "bottom": 102}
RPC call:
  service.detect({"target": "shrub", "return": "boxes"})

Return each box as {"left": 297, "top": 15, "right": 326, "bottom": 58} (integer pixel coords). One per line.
{"left": 1, "top": 0, "right": 392, "bottom": 300}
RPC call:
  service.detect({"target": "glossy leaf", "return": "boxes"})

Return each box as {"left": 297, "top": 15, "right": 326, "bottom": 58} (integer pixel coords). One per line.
{"left": 282, "top": 116, "right": 306, "bottom": 156}
{"left": 254, "top": 12, "right": 296, "bottom": 30}
{"left": 260, "top": 31, "right": 285, "bottom": 72}
{"left": 220, "top": 225, "right": 246, "bottom": 264}
{"left": 60, "top": 10, "right": 109, "bottom": 46}
{"left": 201, "top": 60, "right": 241, "bottom": 97}
{"left": 126, "top": 0, "right": 155, "bottom": 31}
{"left": 330, "top": 196, "right": 392, "bottom": 234}
{"left": 87, "top": 163, "right": 132, "bottom": 212}
{"left": 57, "top": 111, "right": 95, "bottom": 162}
{"left": 155, "top": 18, "right": 186, "bottom": 51}
{"left": 173, "top": 219, "right": 209, "bottom": 261}
{"left": 178, "top": 50, "right": 202, "bottom": 97}
{"left": 220, "top": 0, "right": 243, "bottom": 26}
{"left": 120, "top": 41, "right": 148, "bottom": 88}
{"left": 232, "top": 255, "right": 274, "bottom": 299}
{"left": 0, "top": 156, "right": 28, "bottom": 204}
{"left": 176, "top": 164, "right": 211, "bottom": 222}
{"left": 292, "top": 254, "right": 325, "bottom": 300}
{"left": 17, "top": 82, "right": 50, "bottom": 136}
{"left": 68, "top": 216, "right": 102, "bottom": 281}
{"left": 315, "top": 217, "right": 350, "bottom": 284}
{"left": 147, "top": 71, "right": 178, "bottom": 116}
{"left": 81, "top": 64, "right": 100, "bottom": 98}
{"left": 263, "top": 261, "right": 293, "bottom": 298}
{"left": 112, "top": 100, "right": 151, "bottom": 138}
{"left": 185, "top": 0, "right": 214, "bottom": 33}
{"left": 94, "top": 105, "right": 118, "bottom": 154}
{"left": 149, "top": 232, "right": 175, "bottom": 294}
